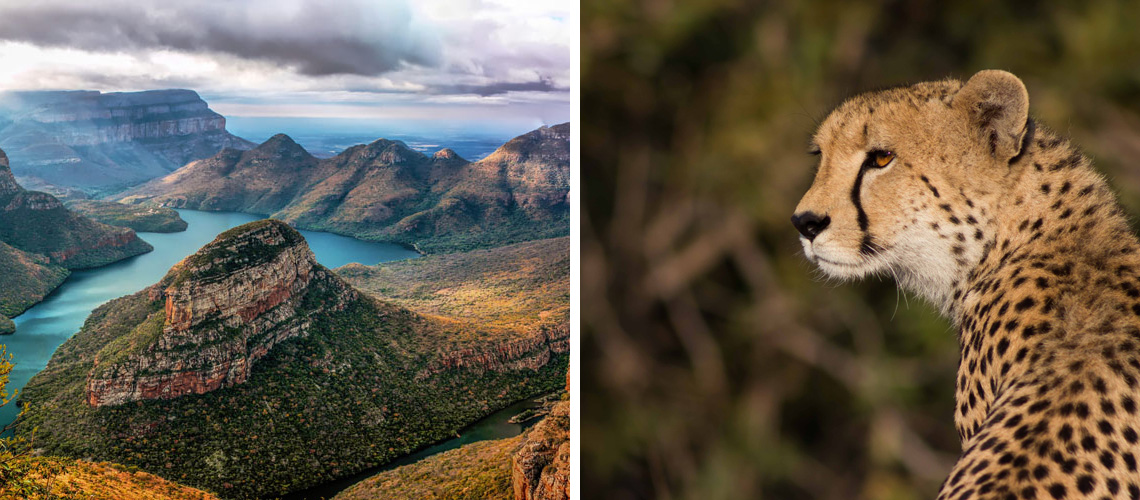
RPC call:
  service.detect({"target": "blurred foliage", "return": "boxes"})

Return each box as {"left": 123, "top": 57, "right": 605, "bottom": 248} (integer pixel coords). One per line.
{"left": 582, "top": 0, "right": 1140, "bottom": 498}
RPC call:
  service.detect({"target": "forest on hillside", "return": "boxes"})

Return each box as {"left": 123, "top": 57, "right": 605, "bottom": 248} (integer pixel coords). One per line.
{"left": 582, "top": 1, "right": 1140, "bottom": 498}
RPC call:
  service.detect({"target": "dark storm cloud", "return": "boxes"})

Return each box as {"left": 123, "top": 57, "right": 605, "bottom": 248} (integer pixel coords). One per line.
{"left": 0, "top": 0, "right": 442, "bottom": 76}
{"left": 433, "top": 77, "right": 566, "bottom": 97}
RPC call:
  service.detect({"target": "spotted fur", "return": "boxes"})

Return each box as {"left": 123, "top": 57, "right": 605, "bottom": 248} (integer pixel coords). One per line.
{"left": 794, "top": 70, "right": 1140, "bottom": 498}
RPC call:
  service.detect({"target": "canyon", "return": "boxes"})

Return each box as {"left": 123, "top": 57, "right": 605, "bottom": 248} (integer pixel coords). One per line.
{"left": 17, "top": 220, "right": 568, "bottom": 498}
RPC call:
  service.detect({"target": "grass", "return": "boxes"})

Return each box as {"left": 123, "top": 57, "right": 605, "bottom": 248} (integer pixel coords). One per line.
{"left": 0, "top": 456, "right": 219, "bottom": 500}
{"left": 334, "top": 435, "right": 523, "bottom": 500}
{"left": 336, "top": 236, "right": 569, "bottom": 347}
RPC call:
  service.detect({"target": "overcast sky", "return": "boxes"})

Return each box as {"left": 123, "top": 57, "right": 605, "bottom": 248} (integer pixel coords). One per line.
{"left": 0, "top": 0, "right": 571, "bottom": 126}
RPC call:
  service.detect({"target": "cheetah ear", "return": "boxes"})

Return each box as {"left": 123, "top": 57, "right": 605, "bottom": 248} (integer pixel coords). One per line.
{"left": 953, "top": 70, "right": 1030, "bottom": 162}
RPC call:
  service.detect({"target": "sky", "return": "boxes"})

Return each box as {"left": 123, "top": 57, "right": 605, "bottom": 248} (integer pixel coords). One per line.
{"left": 0, "top": 0, "right": 571, "bottom": 127}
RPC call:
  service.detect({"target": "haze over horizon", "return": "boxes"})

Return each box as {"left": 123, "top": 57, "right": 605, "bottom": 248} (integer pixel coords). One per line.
{"left": 0, "top": 0, "right": 571, "bottom": 128}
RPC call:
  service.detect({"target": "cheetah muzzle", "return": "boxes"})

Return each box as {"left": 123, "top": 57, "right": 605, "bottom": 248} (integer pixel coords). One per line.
{"left": 794, "top": 69, "right": 1140, "bottom": 498}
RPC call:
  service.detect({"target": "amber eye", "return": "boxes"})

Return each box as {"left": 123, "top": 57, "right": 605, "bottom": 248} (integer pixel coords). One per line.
{"left": 872, "top": 151, "right": 895, "bottom": 168}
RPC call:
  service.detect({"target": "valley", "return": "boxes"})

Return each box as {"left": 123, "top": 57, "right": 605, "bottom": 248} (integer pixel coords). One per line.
{"left": 13, "top": 218, "right": 568, "bottom": 498}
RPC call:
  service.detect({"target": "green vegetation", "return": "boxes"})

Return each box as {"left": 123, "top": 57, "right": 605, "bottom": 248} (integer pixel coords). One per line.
{"left": 92, "top": 308, "right": 165, "bottom": 376}
{"left": 334, "top": 435, "right": 522, "bottom": 500}
{"left": 66, "top": 200, "right": 188, "bottom": 233}
{"left": 0, "top": 241, "right": 69, "bottom": 320}
{"left": 16, "top": 264, "right": 567, "bottom": 499}
{"left": 0, "top": 317, "right": 12, "bottom": 335}
{"left": 0, "top": 345, "right": 218, "bottom": 499}
{"left": 337, "top": 236, "right": 569, "bottom": 340}
{"left": 0, "top": 191, "right": 152, "bottom": 269}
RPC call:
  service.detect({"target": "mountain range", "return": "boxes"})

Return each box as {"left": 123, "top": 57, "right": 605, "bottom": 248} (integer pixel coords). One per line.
{"left": 0, "top": 90, "right": 253, "bottom": 193}
{"left": 118, "top": 123, "right": 570, "bottom": 254}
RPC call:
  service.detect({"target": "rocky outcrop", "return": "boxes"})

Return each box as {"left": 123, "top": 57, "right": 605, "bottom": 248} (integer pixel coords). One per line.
{"left": 85, "top": 220, "right": 354, "bottom": 407}
{"left": 421, "top": 324, "right": 570, "bottom": 378}
{"left": 0, "top": 89, "right": 254, "bottom": 191}
{"left": 512, "top": 401, "right": 570, "bottom": 500}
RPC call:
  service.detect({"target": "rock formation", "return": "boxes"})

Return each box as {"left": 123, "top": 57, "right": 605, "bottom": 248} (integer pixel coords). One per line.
{"left": 512, "top": 401, "right": 570, "bottom": 500}
{"left": 85, "top": 220, "right": 354, "bottom": 406}
{"left": 119, "top": 123, "right": 571, "bottom": 253}
{"left": 0, "top": 89, "right": 254, "bottom": 191}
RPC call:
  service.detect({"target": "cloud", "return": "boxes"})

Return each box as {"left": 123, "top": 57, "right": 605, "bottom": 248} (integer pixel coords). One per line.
{"left": 0, "top": 0, "right": 443, "bottom": 76}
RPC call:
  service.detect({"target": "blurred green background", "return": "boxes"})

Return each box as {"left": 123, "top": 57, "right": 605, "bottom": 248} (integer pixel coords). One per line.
{"left": 581, "top": 1, "right": 1140, "bottom": 498}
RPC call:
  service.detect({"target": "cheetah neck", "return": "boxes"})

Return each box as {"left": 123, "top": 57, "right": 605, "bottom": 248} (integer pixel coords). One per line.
{"left": 942, "top": 128, "right": 1140, "bottom": 442}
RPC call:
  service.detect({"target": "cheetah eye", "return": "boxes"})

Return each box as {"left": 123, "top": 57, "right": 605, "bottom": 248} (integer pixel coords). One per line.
{"left": 868, "top": 150, "right": 895, "bottom": 169}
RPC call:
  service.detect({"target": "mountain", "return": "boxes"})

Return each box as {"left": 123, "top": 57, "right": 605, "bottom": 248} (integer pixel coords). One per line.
{"left": 118, "top": 124, "right": 570, "bottom": 253}
{"left": 0, "top": 148, "right": 152, "bottom": 330}
{"left": 16, "top": 220, "right": 567, "bottom": 498}
{"left": 0, "top": 90, "right": 254, "bottom": 193}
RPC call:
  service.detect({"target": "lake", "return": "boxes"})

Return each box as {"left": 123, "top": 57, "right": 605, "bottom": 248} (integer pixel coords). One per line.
{"left": 3, "top": 209, "right": 421, "bottom": 429}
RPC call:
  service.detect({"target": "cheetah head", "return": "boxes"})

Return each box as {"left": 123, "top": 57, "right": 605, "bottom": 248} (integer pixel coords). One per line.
{"left": 793, "top": 70, "right": 1033, "bottom": 305}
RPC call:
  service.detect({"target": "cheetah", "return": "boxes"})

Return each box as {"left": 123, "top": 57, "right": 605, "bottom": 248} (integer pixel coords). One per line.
{"left": 793, "top": 70, "right": 1140, "bottom": 498}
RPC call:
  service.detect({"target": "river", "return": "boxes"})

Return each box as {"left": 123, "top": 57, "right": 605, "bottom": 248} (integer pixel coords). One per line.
{"left": 3, "top": 209, "right": 420, "bottom": 429}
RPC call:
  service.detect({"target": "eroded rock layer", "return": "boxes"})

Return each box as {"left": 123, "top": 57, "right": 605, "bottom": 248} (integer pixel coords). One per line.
{"left": 85, "top": 220, "right": 353, "bottom": 406}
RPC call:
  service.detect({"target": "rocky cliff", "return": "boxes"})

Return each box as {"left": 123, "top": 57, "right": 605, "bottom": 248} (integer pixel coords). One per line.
{"left": 511, "top": 401, "right": 570, "bottom": 500}
{"left": 421, "top": 324, "right": 570, "bottom": 378}
{"left": 0, "top": 90, "right": 254, "bottom": 191}
{"left": 85, "top": 220, "right": 354, "bottom": 407}
{"left": 119, "top": 124, "right": 570, "bottom": 253}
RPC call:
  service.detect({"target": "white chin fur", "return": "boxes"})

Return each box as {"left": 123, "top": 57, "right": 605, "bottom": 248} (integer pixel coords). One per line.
{"left": 805, "top": 239, "right": 880, "bottom": 280}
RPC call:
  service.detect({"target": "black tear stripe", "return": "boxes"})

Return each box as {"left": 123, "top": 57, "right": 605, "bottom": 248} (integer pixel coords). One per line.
{"left": 851, "top": 167, "right": 870, "bottom": 231}
{"left": 851, "top": 166, "right": 875, "bottom": 255}
{"left": 1008, "top": 118, "right": 1036, "bottom": 165}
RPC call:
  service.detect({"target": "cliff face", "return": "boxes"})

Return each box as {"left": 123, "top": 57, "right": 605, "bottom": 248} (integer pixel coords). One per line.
{"left": 421, "top": 324, "right": 570, "bottom": 378}
{"left": 120, "top": 123, "right": 571, "bottom": 253}
{"left": 85, "top": 220, "right": 353, "bottom": 407}
{"left": 512, "top": 401, "right": 570, "bottom": 500}
{"left": 0, "top": 90, "right": 254, "bottom": 191}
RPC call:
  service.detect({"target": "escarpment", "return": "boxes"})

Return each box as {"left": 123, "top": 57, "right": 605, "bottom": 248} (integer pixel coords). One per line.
{"left": 0, "top": 89, "right": 254, "bottom": 191}
{"left": 85, "top": 219, "right": 355, "bottom": 407}
{"left": 421, "top": 323, "right": 570, "bottom": 378}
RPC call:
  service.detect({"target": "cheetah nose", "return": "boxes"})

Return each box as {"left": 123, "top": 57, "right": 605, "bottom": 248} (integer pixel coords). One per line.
{"left": 791, "top": 211, "right": 831, "bottom": 241}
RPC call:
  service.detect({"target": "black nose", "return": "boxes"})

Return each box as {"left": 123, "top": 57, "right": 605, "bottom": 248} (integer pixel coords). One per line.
{"left": 791, "top": 212, "right": 830, "bottom": 241}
